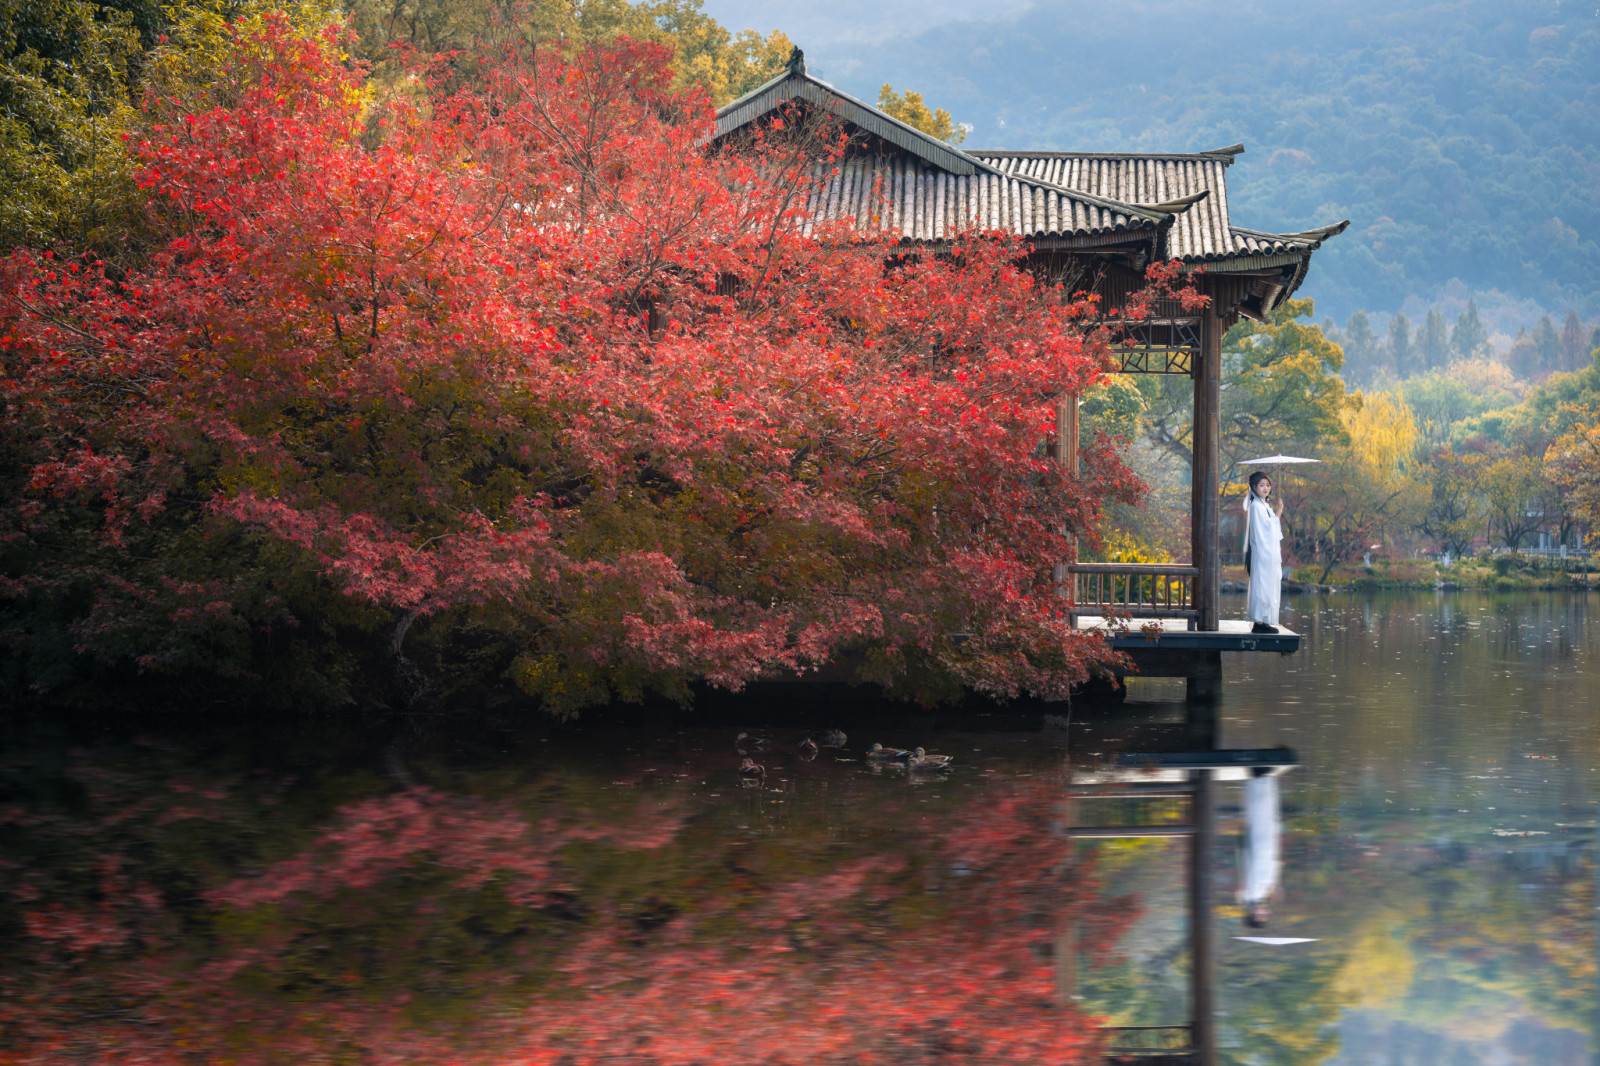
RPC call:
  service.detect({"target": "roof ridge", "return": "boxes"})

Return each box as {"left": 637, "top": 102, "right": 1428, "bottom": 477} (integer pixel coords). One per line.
{"left": 971, "top": 144, "right": 1246, "bottom": 163}
{"left": 715, "top": 65, "right": 986, "bottom": 176}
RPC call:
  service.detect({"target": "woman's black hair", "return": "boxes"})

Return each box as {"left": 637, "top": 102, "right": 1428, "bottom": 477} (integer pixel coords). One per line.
{"left": 1247, "top": 470, "right": 1272, "bottom": 498}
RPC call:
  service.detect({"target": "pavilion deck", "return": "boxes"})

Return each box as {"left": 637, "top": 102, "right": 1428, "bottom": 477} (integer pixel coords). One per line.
{"left": 1074, "top": 615, "right": 1300, "bottom": 653}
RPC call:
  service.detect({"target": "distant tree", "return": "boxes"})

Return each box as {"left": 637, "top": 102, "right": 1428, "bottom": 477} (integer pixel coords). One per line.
{"left": 1342, "top": 310, "right": 1382, "bottom": 384}
{"left": 1401, "top": 364, "right": 1517, "bottom": 446}
{"left": 1387, "top": 312, "right": 1412, "bottom": 374}
{"left": 1559, "top": 310, "right": 1587, "bottom": 373}
{"left": 1548, "top": 420, "right": 1600, "bottom": 547}
{"left": 1532, "top": 315, "right": 1561, "bottom": 373}
{"left": 1480, "top": 450, "right": 1545, "bottom": 549}
{"left": 1591, "top": 326, "right": 1600, "bottom": 360}
{"left": 1451, "top": 299, "right": 1490, "bottom": 363}
{"left": 1418, "top": 447, "right": 1486, "bottom": 557}
{"left": 0, "top": 0, "right": 145, "bottom": 255}
{"left": 1507, "top": 326, "right": 1541, "bottom": 380}
{"left": 1290, "top": 390, "right": 1423, "bottom": 582}
{"left": 1419, "top": 308, "right": 1450, "bottom": 371}
{"left": 877, "top": 84, "right": 967, "bottom": 144}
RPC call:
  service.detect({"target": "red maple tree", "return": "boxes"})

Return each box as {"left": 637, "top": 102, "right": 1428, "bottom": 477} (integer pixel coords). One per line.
{"left": 1, "top": 21, "right": 1167, "bottom": 709}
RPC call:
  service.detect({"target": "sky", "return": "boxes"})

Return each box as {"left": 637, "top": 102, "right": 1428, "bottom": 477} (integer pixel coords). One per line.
{"left": 699, "top": 0, "right": 1033, "bottom": 51}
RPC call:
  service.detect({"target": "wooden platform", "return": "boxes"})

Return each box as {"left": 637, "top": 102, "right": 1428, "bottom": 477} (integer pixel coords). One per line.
{"left": 1075, "top": 616, "right": 1300, "bottom": 653}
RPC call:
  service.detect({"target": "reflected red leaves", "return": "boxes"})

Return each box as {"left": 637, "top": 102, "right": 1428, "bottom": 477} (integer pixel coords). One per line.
{"left": 2, "top": 765, "right": 1128, "bottom": 1065}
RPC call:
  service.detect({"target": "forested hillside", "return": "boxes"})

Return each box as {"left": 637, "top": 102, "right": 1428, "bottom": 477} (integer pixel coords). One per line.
{"left": 791, "top": 0, "right": 1599, "bottom": 330}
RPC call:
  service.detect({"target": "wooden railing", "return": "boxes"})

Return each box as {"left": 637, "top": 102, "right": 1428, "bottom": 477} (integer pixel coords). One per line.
{"left": 1068, "top": 563, "right": 1199, "bottom": 624}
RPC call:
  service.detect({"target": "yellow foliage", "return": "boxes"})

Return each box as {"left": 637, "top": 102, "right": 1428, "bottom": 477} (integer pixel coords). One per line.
{"left": 1449, "top": 356, "right": 1525, "bottom": 402}
{"left": 876, "top": 84, "right": 967, "bottom": 144}
{"left": 1342, "top": 388, "right": 1420, "bottom": 480}
{"left": 1100, "top": 530, "right": 1172, "bottom": 565}
{"left": 1327, "top": 907, "right": 1417, "bottom": 1009}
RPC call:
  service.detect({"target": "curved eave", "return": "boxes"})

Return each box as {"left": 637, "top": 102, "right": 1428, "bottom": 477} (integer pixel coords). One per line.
{"left": 1182, "top": 219, "right": 1351, "bottom": 266}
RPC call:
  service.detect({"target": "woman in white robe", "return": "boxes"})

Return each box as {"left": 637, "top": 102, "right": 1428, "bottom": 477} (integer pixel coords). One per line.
{"left": 1242, "top": 470, "right": 1285, "bottom": 634}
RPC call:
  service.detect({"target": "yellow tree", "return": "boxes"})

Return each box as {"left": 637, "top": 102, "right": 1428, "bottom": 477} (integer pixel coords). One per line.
{"left": 1291, "top": 389, "right": 1424, "bottom": 579}
{"left": 876, "top": 84, "right": 967, "bottom": 143}
{"left": 1418, "top": 446, "right": 1487, "bottom": 556}
{"left": 1479, "top": 449, "right": 1546, "bottom": 549}
{"left": 1547, "top": 417, "right": 1600, "bottom": 546}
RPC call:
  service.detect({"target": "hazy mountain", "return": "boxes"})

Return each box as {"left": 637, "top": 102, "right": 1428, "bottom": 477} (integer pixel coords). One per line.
{"left": 702, "top": 0, "right": 1600, "bottom": 331}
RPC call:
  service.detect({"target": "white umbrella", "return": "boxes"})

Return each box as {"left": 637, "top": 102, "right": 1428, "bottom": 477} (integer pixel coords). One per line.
{"left": 1236, "top": 454, "right": 1320, "bottom": 500}
{"left": 1236, "top": 454, "right": 1321, "bottom": 469}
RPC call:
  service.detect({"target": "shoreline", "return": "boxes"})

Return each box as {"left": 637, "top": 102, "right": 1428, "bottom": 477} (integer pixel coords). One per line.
{"left": 1221, "top": 560, "right": 1596, "bottom": 595}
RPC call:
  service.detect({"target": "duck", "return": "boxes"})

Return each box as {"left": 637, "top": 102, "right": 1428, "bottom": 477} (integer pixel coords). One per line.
{"left": 818, "top": 729, "right": 847, "bottom": 748}
{"left": 735, "top": 731, "right": 772, "bottom": 753}
{"left": 906, "top": 747, "right": 953, "bottom": 771}
{"left": 738, "top": 757, "right": 767, "bottom": 780}
{"left": 866, "top": 743, "right": 912, "bottom": 763}
{"left": 798, "top": 737, "right": 819, "bottom": 759}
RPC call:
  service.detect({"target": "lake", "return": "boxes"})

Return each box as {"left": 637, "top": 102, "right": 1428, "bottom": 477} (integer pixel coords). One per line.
{"left": 1, "top": 591, "right": 1593, "bottom": 1064}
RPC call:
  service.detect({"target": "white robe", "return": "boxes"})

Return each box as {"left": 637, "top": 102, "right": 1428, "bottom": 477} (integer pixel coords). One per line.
{"left": 1243, "top": 495, "right": 1282, "bottom": 625}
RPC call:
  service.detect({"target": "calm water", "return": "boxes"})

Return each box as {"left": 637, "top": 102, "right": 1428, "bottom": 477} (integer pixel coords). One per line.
{"left": 0, "top": 592, "right": 1593, "bottom": 1065}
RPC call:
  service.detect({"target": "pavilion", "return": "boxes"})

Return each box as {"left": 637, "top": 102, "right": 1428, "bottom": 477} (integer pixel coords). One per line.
{"left": 713, "top": 52, "right": 1347, "bottom": 692}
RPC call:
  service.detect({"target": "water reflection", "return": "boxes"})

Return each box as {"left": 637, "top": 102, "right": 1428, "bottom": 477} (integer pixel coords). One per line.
{"left": 0, "top": 592, "right": 1593, "bottom": 1065}
{"left": 1, "top": 721, "right": 1126, "bottom": 1064}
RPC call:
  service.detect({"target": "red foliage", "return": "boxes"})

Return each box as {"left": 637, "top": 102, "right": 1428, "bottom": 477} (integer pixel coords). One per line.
{"left": 0, "top": 22, "right": 1168, "bottom": 705}
{"left": 0, "top": 755, "right": 1130, "bottom": 1066}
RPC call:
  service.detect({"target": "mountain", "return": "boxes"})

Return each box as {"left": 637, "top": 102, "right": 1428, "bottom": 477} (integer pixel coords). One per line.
{"left": 705, "top": 0, "right": 1600, "bottom": 330}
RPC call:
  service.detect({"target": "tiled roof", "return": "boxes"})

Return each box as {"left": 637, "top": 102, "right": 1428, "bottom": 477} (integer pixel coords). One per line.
{"left": 792, "top": 155, "right": 1170, "bottom": 242}
{"left": 970, "top": 149, "right": 1347, "bottom": 266}
{"left": 713, "top": 64, "right": 1170, "bottom": 243}
{"left": 712, "top": 54, "right": 1347, "bottom": 268}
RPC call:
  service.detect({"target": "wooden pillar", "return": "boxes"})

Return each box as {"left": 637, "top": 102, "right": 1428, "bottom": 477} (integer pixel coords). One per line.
{"left": 1192, "top": 310, "right": 1222, "bottom": 631}
{"left": 1056, "top": 395, "right": 1080, "bottom": 594}
{"left": 1185, "top": 651, "right": 1223, "bottom": 705}
{"left": 1190, "top": 769, "right": 1216, "bottom": 1066}
{"left": 1059, "top": 394, "right": 1079, "bottom": 478}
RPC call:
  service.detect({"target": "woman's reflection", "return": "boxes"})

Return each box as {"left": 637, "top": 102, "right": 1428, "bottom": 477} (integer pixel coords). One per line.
{"left": 1239, "top": 770, "right": 1282, "bottom": 928}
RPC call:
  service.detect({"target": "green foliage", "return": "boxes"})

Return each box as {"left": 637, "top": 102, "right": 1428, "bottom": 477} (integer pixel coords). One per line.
{"left": 876, "top": 83, "right": 965, "bottom": 144}
{"left": 342, "top": 0, "right": 791, "bottom": 105}
{"left": 1078, "top": 375, "right": 1144, "bottom": 442}
{"left": 1399, "top": 360, "right": 1520, "bottom": 445}
{"left": 0, "top": 0, "right": 141, "bottom": 254}
{"left": 1135, "top": 298, "right": 1351, "bottom": 480}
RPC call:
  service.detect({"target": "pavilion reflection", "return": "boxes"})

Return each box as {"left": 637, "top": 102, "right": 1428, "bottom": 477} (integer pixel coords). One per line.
{"left": 1060, "top": 699, "right": 1298, "bottom": 1066}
